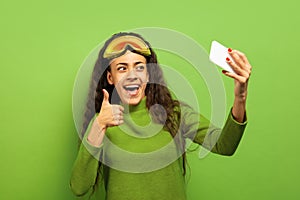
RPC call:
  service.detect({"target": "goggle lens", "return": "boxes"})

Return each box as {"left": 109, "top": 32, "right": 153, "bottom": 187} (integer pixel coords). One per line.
{"left": 103, "top": 35, "right": 151, "bottom": 59}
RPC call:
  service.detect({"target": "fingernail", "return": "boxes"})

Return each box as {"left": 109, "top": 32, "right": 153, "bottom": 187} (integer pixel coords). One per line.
{"left": 228, "top": 48, "right": 232, "bottom": 53}
{"left": 226, "top": 57, "right": 230, "bottom": 62}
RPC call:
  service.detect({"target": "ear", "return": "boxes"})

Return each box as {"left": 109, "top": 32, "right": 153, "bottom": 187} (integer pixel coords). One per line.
{"left": 107, "top": 71, "right": 114, "bottom": 85}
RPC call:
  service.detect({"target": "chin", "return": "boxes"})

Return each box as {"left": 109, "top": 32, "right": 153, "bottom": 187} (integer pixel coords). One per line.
{"left": 129, "top": 98, "right": 143, "bottom": 105}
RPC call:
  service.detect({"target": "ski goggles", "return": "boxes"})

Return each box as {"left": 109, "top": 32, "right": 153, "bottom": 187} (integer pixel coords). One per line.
{"left": 103, "top": 35, "right": 151, "bottom": 59}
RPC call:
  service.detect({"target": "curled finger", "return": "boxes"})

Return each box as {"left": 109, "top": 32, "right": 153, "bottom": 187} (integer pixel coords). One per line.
{"left": 222, "top": 70, "right": 248, "bottom": 83}
{"left": 226, "top": 57, "right": 246, "bottom": 76}
{"left": 235, "top": 51, "right": 252, "bottom": 75}
{"left": 228, "top": 49, "right": 245, "bottom": 68}
{"left": 118, "top": 105, "right": 124, "bottom": 112}
{"left": 113, "top": 119, "right": 124, "bottom": 126}
{"left": 112, "top": 105, "right": 123, "bottom": 115}
{"left": 235, "top": 50, "right": 250, "bottom": 66}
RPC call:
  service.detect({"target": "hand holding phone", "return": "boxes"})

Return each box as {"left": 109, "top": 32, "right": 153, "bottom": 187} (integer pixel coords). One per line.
{"left": 209, "top": 40, "right": 236, "bottom": 74}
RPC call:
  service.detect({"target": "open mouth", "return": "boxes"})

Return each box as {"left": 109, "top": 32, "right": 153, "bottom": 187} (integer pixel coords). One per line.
{"left": 123, "top": 84, "right": 141, "bottom": 96}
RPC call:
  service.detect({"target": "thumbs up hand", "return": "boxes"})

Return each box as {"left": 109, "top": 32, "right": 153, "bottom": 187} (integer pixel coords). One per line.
{"left": 97, "top": 89, "right": 124, "bottom": 129}
{"left": 87, "top": 89, "right": 124, "bottom": 147}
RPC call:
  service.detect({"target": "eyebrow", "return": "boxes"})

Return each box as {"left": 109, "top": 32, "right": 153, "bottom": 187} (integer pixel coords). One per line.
{"left": 116, "top": 61, "right": 145, "bottom": 66}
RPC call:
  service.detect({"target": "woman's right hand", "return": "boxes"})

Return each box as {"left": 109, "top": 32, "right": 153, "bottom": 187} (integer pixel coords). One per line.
{"left": 87, "top": 89, "right": 124, "bottom": 147}
{"left": 97, "top": 89, "right": 124, "bottom": 128}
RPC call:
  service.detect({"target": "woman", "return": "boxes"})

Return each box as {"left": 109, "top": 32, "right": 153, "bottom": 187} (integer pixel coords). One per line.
{"left": 70, "top": 32, "right": 251, "bottom": 199}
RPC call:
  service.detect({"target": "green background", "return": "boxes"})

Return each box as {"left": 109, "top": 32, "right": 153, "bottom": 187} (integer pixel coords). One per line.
{"left": 0, "top": 0, "right": 299, "bottom": 199}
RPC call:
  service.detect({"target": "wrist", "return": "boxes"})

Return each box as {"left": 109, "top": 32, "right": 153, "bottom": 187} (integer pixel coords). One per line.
{"left": 86, "top": 119, "right": 106, "bottom": 147}
{"left": 234, "top": 96, "right": 247, "bottom": 104}
{"left": 234, "top": 91, "right": 247, "bottom": 102}
{"left": 234, "top": 81, "right": 248, "bottom": 101}
{"left": 95, "top": 118, "right": 106, "bottom": 132}
{"left": 87, "top": 129, "right": 105, "bottom": 147}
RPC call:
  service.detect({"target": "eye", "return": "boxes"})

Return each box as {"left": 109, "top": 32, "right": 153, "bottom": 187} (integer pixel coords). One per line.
{"left": 136, "top": 65, "right": 145, "bottom": 71}
{"left": 117, "top": 66, "right": 127, "bottom": 71}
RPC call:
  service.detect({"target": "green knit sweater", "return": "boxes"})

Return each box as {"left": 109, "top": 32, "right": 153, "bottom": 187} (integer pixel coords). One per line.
{"left": 70, "top": 98, "right": 247, "bottom": 199}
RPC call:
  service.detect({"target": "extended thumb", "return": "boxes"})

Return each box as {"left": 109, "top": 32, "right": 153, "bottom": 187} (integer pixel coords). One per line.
{"left": 102, "top": 89, "right": 110, "bottom": 103}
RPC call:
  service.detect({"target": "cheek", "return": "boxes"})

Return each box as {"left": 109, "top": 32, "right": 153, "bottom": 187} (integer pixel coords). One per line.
{"left": 113, "top": 74, "right": 125, "bottom": 87}
{"left": 139, "top": 72, "right": 149, "bottom": 82}
{"left": 144, "top": 76, "right": 148, "bottom": 82}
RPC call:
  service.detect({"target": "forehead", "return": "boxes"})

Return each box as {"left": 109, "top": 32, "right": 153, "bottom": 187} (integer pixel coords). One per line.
{"left": 109, "top": 51, "right": 146, "bottom": 66}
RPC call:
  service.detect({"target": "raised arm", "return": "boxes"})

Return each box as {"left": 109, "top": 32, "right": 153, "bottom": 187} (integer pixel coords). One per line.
{"left": 182, "top": 48, "right": 251, "bottom": 155}
{"left": 223, "top": 48, "right": 252, "bottom": 123}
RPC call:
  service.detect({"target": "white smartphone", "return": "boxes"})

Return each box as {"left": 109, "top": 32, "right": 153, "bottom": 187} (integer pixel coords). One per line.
{"left": 209, "top": 40, "right": 236, "bottom": 74}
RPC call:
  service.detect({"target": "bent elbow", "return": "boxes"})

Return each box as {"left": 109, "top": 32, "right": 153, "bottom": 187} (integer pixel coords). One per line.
{"left": 222, "top": 151, "right": 235, "bottom": 156}
{"left": 69, "top": 182, "right": 90, "bottom": 197}
{"left": 220, "top": 148, "right": 237, "bottom": 156}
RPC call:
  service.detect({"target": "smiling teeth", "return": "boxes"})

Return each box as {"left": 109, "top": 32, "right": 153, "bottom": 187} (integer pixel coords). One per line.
{"left": 124, "top": 85, "right": 140, "bottom": 91}
{"left": 124, "top": 85, "right": 139, "bottom": 88}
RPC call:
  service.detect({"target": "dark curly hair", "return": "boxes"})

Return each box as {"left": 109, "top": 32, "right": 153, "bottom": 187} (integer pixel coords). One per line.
{"left": 80, "top": 32, "right": 187, "bottom": 194}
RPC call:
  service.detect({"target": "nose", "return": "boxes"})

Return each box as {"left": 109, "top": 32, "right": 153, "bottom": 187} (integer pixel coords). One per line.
{"left": 126, "top": 68, "right": 138, "bottom": 81}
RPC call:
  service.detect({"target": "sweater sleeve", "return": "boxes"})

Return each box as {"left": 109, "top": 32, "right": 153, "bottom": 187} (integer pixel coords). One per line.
{"left": 69, "top": 114, "right": 103, "bottom": 196}
{"left": 182, "top": 106, "right": 247, "bottom": 156}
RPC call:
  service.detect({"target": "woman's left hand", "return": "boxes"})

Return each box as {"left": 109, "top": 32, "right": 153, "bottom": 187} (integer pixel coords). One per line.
{"left": 222, "top": 49, "right": 252, "bottom": 101}
{"left": 222, "top": 48, "right": 252, "bottom": 122}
